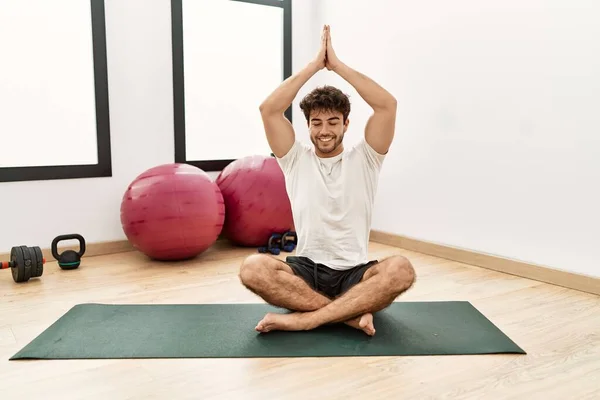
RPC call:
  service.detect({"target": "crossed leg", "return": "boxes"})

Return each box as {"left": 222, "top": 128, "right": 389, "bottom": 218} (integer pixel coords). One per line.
{"left": 238, "top": 253, "right": 415, "bottom": 336}
{"left": 238, "top": 254, "right": 372, "bottom": 333}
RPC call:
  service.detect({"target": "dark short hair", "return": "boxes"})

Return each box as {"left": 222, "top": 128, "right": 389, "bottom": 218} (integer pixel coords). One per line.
{"left": 299, "top": 85, "right": 351, "bottom": 123}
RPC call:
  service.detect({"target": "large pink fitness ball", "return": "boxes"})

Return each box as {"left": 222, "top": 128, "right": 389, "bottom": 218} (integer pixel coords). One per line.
{"left": 120, "top": 163, "right": 225, "bottom": 261}
{"left": 216, "top": 155, "right": 293, "bottom": 247}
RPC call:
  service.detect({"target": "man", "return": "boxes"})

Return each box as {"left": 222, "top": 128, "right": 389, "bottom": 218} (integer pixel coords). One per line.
{"left": 239, "top": 25, "right": 415, "bottom": 336}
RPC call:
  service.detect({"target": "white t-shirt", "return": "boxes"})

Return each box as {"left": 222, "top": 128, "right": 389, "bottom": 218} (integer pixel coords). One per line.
{"left": 276, "top": 138, "right": 386, "bottom": 270}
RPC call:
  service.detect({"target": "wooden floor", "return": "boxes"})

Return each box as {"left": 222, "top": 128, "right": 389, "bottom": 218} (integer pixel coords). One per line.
{"left": 1, "top": 241, "right": 599, "bottom": 399}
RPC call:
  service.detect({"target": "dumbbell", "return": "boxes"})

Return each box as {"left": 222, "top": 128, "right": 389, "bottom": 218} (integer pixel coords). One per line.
{"left": 257, "top": 231, "right": 298, "bottom": 255}
{"left": 0, "top": 245, "right": 46, "bottom": 283}
{"left": 258, "top": 234, "right": 283, "bottom": 255}
{"left": 1, "top": 234, "right": 86, "bottom": 283}
{"left": 281, "top": 231, "right": 297, "bottom": 252}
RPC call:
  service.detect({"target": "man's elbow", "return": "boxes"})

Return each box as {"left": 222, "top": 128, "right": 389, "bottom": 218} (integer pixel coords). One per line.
{"left": 259, "top": 102, "right": 278, "bottom": 116}
{"left": 385, "top": 96, "right": 397, "bottom": 110}
{"left": 375, "top": 96, "right": 397, "bottom": 112}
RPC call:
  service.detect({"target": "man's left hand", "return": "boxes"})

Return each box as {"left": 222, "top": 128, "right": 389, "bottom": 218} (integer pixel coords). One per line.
{"left": 325, "top": 25, "right": 342, "bottom": 72}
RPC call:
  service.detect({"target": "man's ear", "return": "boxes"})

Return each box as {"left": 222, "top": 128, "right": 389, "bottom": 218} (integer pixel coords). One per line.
{"left": 343, "top": 117, "right": 350, "bottom": 133}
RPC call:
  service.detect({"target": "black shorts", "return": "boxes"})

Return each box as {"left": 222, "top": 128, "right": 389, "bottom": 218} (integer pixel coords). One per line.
{"left": 285, "top": 256, "right": 379, "bottom": 299}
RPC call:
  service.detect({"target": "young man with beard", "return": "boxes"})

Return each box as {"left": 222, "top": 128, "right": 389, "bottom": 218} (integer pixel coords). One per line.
{"left": 239, "top": 25, "right": 416, "bottom": 336}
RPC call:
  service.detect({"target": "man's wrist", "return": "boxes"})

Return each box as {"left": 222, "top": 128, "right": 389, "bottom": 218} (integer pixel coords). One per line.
{"left": 331, "top": 60, "right": 347, "bottom": 75}
{"left": 306, "top": 61, "right": 322, "bottom": 74}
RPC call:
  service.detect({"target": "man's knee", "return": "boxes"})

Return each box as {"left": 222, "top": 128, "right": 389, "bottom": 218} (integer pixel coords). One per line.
{"left": 383, "top": 255, "right": 416, "bottom": 293}
{"left": 239, "top": 254, "right": 265, "bottom": 287}
{"left": 239, "top": 254, "right": 277, "bottom": 289}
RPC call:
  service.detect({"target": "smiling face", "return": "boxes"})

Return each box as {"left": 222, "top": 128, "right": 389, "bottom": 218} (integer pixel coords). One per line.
{"left": 299, "top": 85, "right": 351, "bottom": 158}
{"left": 308, "top": 109, "right": 349, "bottom": 157}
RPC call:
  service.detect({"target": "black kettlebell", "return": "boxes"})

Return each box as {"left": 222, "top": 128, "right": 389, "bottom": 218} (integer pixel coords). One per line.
{"left": 51, "top": 234, "right": 86, "bottom": 270}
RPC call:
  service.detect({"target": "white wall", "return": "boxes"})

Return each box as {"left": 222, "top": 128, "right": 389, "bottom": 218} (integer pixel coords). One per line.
{"left": 0, "top": 0, "right": 318, "bottom": 253}
{"left": 318, "top": 0, "right": 600, "bottom": 277}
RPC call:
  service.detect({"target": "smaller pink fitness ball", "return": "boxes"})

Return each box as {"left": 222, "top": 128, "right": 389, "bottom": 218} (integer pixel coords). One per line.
{"left": 216, "top": 155, "right": 293, "bottom": 247}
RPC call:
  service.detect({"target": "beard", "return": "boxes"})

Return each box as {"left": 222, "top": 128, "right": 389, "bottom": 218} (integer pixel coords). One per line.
{"left": 311, "top": 133, "right": 344, "bottom": 154}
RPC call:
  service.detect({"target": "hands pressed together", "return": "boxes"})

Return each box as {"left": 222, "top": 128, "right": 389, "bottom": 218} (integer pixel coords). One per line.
{"left": 313, "top": 25, "right": 341, "bottom": 72}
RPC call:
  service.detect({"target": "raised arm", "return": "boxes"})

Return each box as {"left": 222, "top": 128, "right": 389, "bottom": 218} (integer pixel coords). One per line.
{"left": 324, "top": 26, "right": 397, "bottom": 155}
{"left": 260, "top": 27, "right": 328, "bottom": 158}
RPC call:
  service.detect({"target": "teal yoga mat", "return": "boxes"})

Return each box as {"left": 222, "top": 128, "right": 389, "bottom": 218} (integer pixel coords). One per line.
{"left": 10, "top": 302, "right": 525, "bottom": 360}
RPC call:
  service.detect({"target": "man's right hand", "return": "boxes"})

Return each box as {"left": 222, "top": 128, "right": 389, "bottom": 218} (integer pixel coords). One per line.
{"left": 260, "top": 25, "right": 330, "bottom": 158}
{"left": 311, "top": 25, "right": 328, "bottom": 71}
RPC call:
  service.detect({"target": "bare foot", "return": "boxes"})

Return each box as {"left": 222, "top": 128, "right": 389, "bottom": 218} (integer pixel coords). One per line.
{"left": 344, "top": 313, "right": 376, "bottom": 336}
{"left": 255, "top": 312, "right": 311, "bottom": 333}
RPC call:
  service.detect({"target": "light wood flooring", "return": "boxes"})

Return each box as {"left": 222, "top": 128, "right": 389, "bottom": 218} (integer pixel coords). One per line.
{"left": 1, "top": 241, "right": 599, "bottom": 399}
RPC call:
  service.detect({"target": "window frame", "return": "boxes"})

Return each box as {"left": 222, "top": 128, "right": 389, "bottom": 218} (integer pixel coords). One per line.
{"left": 170, "top": 0, "right": 292, "bottom": 171}
{"left": 0, "top": 0, "right": 112, "bottom": 183}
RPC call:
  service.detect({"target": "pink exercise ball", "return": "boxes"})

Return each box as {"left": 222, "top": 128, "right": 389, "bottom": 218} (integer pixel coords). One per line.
{"left": 120, "top": 163, "right": 225, "bottom": 261}
{"left": 215, "top": 155, "right": 293, "bottom": 247}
